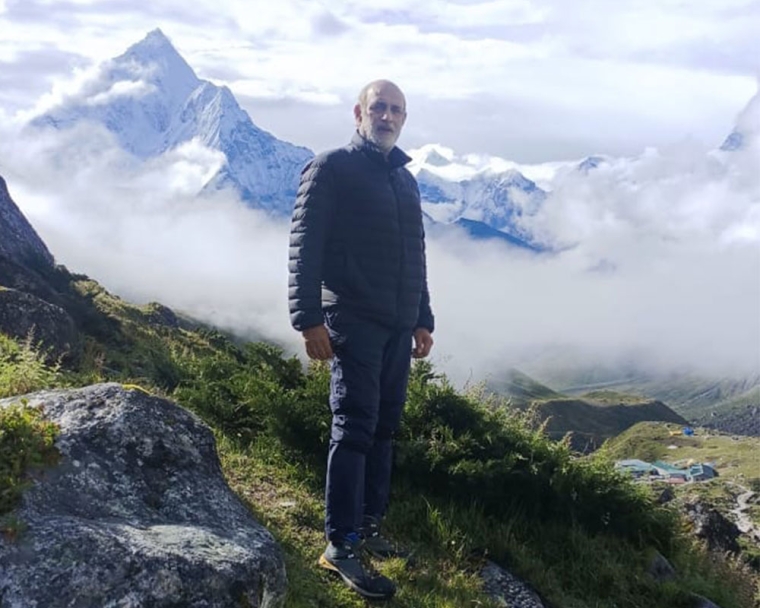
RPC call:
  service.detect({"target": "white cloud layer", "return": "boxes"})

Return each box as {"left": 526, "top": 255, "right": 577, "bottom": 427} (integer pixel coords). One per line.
{"left": 0, "top": 116, "right": 757, "bottom": 385}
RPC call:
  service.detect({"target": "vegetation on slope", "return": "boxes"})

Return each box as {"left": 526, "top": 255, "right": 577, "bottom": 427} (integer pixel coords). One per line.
{"left": 0, "top": 266, "right": 758, "bottom": 607}
{"left": 487, "top": 369, "right": 689, "bottom": 452}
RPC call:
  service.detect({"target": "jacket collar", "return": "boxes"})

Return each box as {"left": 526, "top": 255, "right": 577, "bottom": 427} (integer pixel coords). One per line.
{"left": 350, "top": 131, "right": 411, "bottom": 169}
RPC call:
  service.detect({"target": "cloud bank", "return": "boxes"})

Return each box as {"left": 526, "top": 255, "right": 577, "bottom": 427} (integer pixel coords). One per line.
{"left": 1, "top": 107, "right": 757, "bottom": 384}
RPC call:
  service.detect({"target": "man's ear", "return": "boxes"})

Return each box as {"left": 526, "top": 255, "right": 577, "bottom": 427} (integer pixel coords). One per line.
{"left": 353, "top": 103, "right": 362, "bottom": 126}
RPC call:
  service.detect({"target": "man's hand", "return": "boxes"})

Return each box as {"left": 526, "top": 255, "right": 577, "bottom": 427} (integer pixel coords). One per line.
{"left": 412, "top": 327, "right": 434, "bottom": 359}
{"left": 302, "top": 324, "right": 334, "bottom": 360}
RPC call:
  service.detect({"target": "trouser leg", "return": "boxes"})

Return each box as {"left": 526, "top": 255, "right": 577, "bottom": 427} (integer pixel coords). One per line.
{"left": 363, "top": 328, "right": 413, "bottom": 521}
{"left": 324, "top": 316, "right": 385, "bottom": 543}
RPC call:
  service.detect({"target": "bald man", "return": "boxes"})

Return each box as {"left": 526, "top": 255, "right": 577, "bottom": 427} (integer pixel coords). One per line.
{"left": 288, "top": 80, "right": 434, "bottom": 599}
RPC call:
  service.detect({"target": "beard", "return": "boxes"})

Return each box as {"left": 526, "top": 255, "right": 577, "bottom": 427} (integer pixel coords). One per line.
{"left": 363, "top": 125, "right": 398, "bottom": 152}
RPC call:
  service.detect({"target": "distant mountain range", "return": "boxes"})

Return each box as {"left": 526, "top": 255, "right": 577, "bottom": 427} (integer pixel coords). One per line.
{"left": 30, "top": 29, "right": 756, "bottom": 251}
{"left": 29, "top": 29, "right": 563, "bottom": 251}
{"left": 510, "top": 363, "right": 760, "bottom": 437}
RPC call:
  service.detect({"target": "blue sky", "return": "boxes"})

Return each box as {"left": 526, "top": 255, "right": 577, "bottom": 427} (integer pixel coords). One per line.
{"left": 0, "top": 0, "right": 758, "bottom": 161}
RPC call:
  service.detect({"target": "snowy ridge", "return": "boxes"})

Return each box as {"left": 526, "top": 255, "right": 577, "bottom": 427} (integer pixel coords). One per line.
{"left": 409, "top": 144, "right": 552, "bottom": 248}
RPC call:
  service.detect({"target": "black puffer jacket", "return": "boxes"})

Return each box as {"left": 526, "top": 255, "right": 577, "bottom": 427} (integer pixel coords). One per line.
{"left": 289, "top": 132, "right": 434, "bottom": 333}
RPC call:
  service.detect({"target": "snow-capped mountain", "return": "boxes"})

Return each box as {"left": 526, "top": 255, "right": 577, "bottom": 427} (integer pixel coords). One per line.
{"left": 409, "top": 145, "right": 550, "bottom": 250}
{"left": 30, "top": 29, "right": 554, "bottom": 249}
{"left": 32, "top": 29, "right": 313, "bottom": 214}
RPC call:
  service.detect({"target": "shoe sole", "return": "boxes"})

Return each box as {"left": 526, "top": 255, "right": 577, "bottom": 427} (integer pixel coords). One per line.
{"left": 318, "top": 554, "right": 395, "bottom": 600}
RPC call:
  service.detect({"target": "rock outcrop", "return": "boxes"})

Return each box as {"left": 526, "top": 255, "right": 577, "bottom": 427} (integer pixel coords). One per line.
{"left": 0, "top": 384, "right": 287, "bottom": 607}
{"left": 0, "top": 175, "right": 53, "bottom": 270}
{"left": 0, "top": 287, "right": 80, "bottom": 361}
{"left": 683, "top": 499, "right": 742, "bottom": 555}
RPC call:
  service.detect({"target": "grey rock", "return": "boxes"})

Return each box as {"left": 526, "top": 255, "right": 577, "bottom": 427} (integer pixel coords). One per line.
{"left": 690, "top": 593, "right": 724, "bottom": 608}
{"left": 481, "top": 560, "right": 545, "bottom": 608}
{"left": 0, "top": 287, "right": 80, "bottom": 362}
{"left": 647, "top": 551, "right": 676, "bottom": 582}
{"left": 0, "top": 384, "right": 287, "bottom": 607}
{"left": 683, "top": 500, "right": 742, "bottom": 554}
{"left": 0, "top": 175, "right": 54, "bottom": 269}
{"left": 657, "top": 487, "right": 676, "bottom": 504}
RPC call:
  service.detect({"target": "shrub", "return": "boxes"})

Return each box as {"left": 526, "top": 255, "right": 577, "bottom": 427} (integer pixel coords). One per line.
{"left": 173, "top": 342, "right": 311, "bottom": 445}
{"left": 395, "top": 360, "right": 677, "bottom": 549}
{"left": 0, "top": 333, "right": 60, "bottom": 398}
{"left": 0, "top": 402, "right": 59, "bottom": 523}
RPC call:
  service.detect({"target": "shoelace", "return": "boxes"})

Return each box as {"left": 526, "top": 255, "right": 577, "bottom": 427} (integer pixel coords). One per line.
{"left": 344, "top": 541, "right": 383, "bottom": 577}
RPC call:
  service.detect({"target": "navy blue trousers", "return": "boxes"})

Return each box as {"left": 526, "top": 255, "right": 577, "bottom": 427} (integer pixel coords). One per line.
{"left": 324, "top": 309, "right": 413, "bottom": 543}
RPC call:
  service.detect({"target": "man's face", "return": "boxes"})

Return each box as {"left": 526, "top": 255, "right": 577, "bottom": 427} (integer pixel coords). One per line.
{"left": 355, "top": 84, "right": 407, "bottom": 154}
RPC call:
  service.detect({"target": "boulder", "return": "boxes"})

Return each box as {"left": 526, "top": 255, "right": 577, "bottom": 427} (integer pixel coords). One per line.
{"left": 0, "top": 287, "right": 80, "bottom": 362}
{"left": 647, "top": 551, "right": 677, "bottom": 582}
{"left": 690, "top": 593, "right": 724, "bottom": 608}
{"left": 0, "top": 384, "right": 287, "bottom": 607}
{"left": 481, "top": 560, "right": 546, "bottom": 608}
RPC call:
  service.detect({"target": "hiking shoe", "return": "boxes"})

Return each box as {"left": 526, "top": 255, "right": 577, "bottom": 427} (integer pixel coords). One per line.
{"left": 319, "top": 533, "right": 396, "bottom": 600}
{"left": 360, "top": 516, "right": 410, "bottom": 560}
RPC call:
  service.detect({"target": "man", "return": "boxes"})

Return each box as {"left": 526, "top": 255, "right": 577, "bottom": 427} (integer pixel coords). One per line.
{"left": 288, "top": 79, "right": 434, "bottom": 599}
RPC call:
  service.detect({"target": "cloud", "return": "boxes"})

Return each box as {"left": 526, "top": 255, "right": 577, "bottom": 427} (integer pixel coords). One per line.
{"left": 311, "top": 9, "right": 351, "bottom": 37}
{"left": 0, "top": 117, "right": 757, "bottom": 388}
{"left": 2, "top": 1, "right": 758, "bottom": 161}
{"left": 0, "top": 121, "right": 297, "bottom": 349}
{"left": 86, "top": 79, "right": 156, "bottom": 106}
{"left": 0, "top": 47, "right": 87, "bottom": 116}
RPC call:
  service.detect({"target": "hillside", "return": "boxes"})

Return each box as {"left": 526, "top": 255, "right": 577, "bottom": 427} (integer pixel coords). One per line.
{"left": 487, "top": 370, "right": 688, "bottom": 452}
{"left": 529, "top": 364, "right": 760, "bottom": 436}
{"left": 538, "top": 397, "right": 688, "bottom": 452}
{"left": 1, "top": 174, "right": 758, "bottom": 607}
{"left": 485, "top": 368, "right": 563, "bottom": 406}
{"left": 703, "top": 404, "right": 760, "bottom": 437}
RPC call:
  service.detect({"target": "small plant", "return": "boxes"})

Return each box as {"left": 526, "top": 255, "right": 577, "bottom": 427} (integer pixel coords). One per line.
{"left": 0, "top": 402, "right": 60, "bottom": 531}
{"left": 0, "top": 332, "right": 60, "bottom": 398}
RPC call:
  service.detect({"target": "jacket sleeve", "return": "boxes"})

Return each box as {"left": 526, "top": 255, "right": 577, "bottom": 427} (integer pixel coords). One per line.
{"left": 415, "top": 226, "right": 435, "bottom": 333}
{"left": 288, "top": 156, "right": 336, "bottom": 332}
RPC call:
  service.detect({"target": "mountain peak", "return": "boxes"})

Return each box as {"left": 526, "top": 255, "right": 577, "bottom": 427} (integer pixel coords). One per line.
{"left": 127, "top": 28, "right": 177, "bottom": 58}
{"left": 114, "top": 29, "right": 198, "bottom": 92}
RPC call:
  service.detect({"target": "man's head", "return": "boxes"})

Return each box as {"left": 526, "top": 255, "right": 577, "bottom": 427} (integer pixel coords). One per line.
{"left": 354, "top": 80, "right": 407, "bottom": 155}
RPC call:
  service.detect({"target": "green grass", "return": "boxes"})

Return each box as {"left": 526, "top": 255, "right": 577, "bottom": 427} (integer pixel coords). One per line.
{"left": 600, "top": 422, "right": 760, "bottom": 483}
{"left": 0, "top": 264, "right": 757, "bottom": 607}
